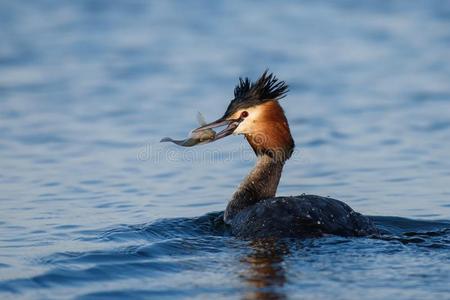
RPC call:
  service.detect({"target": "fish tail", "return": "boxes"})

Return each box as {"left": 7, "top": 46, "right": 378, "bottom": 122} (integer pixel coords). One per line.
{"left": 160, "top": 137, "right": 173, "bottom": 142}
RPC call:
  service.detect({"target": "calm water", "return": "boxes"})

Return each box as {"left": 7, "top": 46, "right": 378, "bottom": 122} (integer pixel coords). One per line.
{"left": 1, "top": 1, "right": 450, "bottom": 299}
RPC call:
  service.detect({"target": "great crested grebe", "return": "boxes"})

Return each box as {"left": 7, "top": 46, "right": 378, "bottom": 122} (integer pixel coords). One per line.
{"left": 192, "top": 71, "right": 379, "bottom": 238}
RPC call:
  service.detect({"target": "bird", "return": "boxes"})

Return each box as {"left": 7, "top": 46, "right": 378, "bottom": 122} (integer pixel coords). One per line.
{"left": 191, "top": 70, "right": 379, "bottom": 238}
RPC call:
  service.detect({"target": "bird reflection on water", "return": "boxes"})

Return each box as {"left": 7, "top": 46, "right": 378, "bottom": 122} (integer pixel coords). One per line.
{"left": 240, "top": 240, "right": 290, "bottom": 300}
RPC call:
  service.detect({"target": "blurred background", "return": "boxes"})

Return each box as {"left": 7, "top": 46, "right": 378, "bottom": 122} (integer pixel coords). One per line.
{"left": 1, "top": 1, "right": 450, "bottom": 299}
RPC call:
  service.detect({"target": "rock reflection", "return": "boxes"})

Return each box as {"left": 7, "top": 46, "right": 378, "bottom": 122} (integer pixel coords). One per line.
{"left": 240, "top": 239, "right": 290, "bottom": 300}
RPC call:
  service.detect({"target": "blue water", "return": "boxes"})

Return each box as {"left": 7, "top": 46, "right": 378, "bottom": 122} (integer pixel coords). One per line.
{"left": 1, "top": 0, "right": 450, "bottom": 299}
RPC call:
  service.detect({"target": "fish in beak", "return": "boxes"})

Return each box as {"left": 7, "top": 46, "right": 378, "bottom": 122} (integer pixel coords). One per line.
{"left": 161, "top": 111, "right": 246, "bottom": 147}
{"left": 161, "top": 111, "right": 243, "bottom": 147}
{"left": 161, "top": 112, "right": 217, "bottom": 147}
{"left": 192, "top": 116, "right": 242, "bottom": 141}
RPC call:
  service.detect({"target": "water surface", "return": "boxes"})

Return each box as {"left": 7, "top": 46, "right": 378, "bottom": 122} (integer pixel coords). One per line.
{"left": 1, "top": 1, "right": 450, "bottom": 299}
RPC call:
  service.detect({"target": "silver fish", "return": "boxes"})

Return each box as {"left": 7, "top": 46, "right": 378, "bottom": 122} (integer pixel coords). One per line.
{"left": 160, "top": 112, "right": 216, "bottom": 147}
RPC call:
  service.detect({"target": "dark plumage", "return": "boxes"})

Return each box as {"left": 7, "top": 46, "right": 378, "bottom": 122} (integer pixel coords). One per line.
{"left": 223, "top": 70, "right": 289, "bottom": 118}
{"left": 229, "top": 195, "right": 378, "bottom": 238}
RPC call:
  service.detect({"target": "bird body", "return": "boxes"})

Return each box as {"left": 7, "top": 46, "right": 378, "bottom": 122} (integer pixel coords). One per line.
{"left": 229, "top": 195, "right": 378, "bottom": 238}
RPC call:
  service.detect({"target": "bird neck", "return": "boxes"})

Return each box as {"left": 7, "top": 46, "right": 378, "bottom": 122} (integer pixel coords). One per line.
{"left": 224, "top": 154, "right": 285, "bottom": 223}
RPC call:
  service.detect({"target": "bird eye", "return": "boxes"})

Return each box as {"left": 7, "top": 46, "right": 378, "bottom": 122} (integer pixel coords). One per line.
{"left": 241, "top": 111, "right": 249, "bottom": 118}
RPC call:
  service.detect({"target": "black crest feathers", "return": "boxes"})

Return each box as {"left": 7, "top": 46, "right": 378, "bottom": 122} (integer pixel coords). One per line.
{"left": 223, "top": 70, "right": 288, "bottom": 117}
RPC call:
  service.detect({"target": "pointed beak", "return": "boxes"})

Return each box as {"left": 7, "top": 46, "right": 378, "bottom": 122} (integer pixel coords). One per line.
{"left": 193, "top": 117, "right": 241, "bottom": 141}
